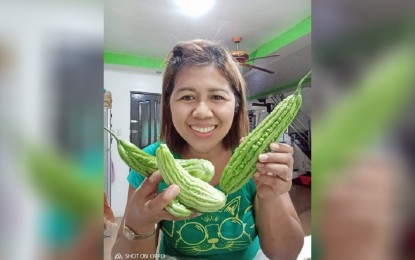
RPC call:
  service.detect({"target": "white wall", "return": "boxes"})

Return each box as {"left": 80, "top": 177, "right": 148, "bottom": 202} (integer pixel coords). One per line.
{"left": 104, "top": 68, "right": 163, "bottom": 217}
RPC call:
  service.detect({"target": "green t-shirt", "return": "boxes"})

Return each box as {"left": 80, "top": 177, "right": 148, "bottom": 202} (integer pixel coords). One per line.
{"left": 127, "top": 142, "right": 260, "bottom": 260}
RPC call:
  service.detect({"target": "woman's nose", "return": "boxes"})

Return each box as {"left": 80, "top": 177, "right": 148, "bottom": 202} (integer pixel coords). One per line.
{"left": 192, "top": 101, "right": 213, "bottom": 118}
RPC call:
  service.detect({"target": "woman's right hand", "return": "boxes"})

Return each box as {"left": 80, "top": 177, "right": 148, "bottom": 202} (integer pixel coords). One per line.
{"left": 124, "top": 171, "right": 198, "bottom": 234}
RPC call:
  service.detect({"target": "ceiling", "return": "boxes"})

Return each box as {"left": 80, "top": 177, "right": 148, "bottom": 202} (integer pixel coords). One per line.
{"left": 104, "top": 0, "right": 311, "bottom": 102}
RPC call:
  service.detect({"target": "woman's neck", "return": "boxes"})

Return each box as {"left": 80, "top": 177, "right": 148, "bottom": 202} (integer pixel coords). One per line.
{"left": 182, "top": 144, "right": 232, "bottom": 186}
{"left": 181, "top": 144, "right": 229, "bottom": 161}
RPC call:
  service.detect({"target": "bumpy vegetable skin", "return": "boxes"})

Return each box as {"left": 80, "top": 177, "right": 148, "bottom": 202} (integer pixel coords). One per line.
{"left": 104, "top": 127, "right": 214, "bottom": 181}
{"left": 165, "top": 198, "right": 193, "bottom": 217}
{"left": 156, "top": 144, "right": 227, "bottom": 212}
{"left": 219, "top": 71, "right": 311, "bottom": 194}
{"left": 104, "top": 128, "right": 216, "bottom": 217}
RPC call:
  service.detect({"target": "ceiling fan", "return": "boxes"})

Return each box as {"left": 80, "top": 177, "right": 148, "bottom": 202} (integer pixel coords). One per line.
{"left": 230, "top": 36, "right": 280, "bottom": 74}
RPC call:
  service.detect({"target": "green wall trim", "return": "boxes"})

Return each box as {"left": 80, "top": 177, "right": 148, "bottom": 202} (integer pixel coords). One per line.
{"left": 249, "top": 16, "right": 311, "bottom": 62}
{"left": 104, "top": 16, "right": 310, "bottom": 70}
{"left": 248, "top": 77, "right": 311, "bottom": 100}
{"left": 104, "top": 52, "right": 165, "bottom": 70}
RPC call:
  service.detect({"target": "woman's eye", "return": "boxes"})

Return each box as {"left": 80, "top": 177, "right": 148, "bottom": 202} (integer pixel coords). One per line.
{"left": 180, "top": 95, "right": 194, "bottom": 101}
{"left": 212, "top": 95, "right": 225, "bottom": 101}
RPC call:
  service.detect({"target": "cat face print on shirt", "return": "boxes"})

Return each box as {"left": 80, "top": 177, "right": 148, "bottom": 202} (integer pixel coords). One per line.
{"left": 162, "top": 196, "right": 257, "bottom": 255}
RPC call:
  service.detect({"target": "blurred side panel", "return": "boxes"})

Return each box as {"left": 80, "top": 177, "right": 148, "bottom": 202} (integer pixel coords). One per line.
{"left": 313, "top": 0, "right": 415, "bottom": 259}
{"left": 0, "top": 1, "right": 103, "bottom": 260}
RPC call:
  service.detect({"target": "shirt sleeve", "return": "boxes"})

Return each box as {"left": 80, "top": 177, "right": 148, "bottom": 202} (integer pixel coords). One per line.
{"left": 126, "top": 142, "right": 160, "bottom": 189}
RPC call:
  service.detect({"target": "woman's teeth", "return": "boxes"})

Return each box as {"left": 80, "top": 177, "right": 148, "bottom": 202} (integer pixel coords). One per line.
{"left": 191, "top": 126, "right": 215, "bottom": 133}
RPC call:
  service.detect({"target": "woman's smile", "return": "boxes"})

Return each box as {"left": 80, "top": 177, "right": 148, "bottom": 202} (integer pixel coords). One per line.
{"left": 170, "top": 64, "right": 236, "bottom": 153}
{"left": 189, "top": 124, "right": 217, "bottom": 137}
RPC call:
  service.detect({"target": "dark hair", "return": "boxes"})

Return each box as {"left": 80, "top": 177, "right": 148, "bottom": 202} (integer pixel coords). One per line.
{"left": 159, "top": 39, "right": 249, "bottom": 154}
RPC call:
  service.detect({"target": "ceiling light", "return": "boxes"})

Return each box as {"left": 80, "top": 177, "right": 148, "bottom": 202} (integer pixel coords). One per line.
{"left": 175, "top": 0, "right": 214, "bottom": 17}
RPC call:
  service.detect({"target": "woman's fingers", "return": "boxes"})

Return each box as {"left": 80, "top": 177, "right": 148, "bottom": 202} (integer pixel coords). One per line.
{"left": 256, "top": 163, "right": 293, "bottom": 180}
{"left": 136, "top": 171, "right": 163, "bottom": 198}
{"left": 126, "top": 171, "right": 205, "bottom": 224}
{"left": 257, "top": 153, "right": 293, "bottom": 168}
{"left": 270, "top": 143, "right": 294, "bottom": 154}
{"left": 145, "top": 184, "right": 180, "bottom": 212}
{"left": 135, "top": 172, "right": 205, "bottom": 221}
{"left": 254, "top": 172, "right": 292, "bottom": 186}
{"left": 258, "top": 144, "right": 293, "bottom": 163}
{"left": 256, "top": 143, "right": 293, "bottom": 182}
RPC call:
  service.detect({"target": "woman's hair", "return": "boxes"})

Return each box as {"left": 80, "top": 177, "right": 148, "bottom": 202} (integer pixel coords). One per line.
{"left": 159, "top": 39, "right": 249, "bottom": 154}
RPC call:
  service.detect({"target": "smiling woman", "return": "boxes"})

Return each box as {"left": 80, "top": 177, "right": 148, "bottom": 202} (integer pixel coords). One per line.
{"left": 160, "top": 40, "right": 248, "bottom": 155}
{"left": 170, "top": 65, "right": 237, "bottom": 155}
{"left": 111, "top": 39, "right": 304, "bottom": 260}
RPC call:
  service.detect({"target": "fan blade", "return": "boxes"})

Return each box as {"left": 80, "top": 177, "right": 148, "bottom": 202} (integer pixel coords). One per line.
{"left": 246, "top": 54, "right": 280, "bottom": 62}
{"left": 241, "top": 63, "right": 275, "bottom": 74}
{"left": 240, "top": 63, "right": 253, "bottom": 70}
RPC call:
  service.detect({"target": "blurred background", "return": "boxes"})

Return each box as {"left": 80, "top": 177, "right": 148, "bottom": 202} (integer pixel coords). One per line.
{"left": 0, "top": 1, "right": 103, "bottom": 259}
{"left": 313, "top": 0, "right": 415, "bottom": 259}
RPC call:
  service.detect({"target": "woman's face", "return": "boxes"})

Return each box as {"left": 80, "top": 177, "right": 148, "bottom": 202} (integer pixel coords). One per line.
{"left": 170, "top": 65, "right": 236, "bottom": 154}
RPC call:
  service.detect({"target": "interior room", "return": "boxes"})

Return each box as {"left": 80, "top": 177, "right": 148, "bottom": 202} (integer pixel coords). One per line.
{"left": 104, "top": 1, "right": 311, "bottom": 259}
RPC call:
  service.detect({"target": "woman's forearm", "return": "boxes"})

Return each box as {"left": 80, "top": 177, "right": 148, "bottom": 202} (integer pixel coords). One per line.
{"left": 255, "top": 193, "right": 304, "bottom": 260}
{"left": 111, "top": 218, "right": 159, "bottom": 260}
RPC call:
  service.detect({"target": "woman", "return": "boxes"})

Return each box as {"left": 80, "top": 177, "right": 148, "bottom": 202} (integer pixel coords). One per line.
{"left": 112, "top": 39, "right": 304, "bottom": 260}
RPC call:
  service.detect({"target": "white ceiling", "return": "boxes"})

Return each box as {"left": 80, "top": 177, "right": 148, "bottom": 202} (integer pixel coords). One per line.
{"left": 105, "top": 0, "right": 311, "bottom": 103}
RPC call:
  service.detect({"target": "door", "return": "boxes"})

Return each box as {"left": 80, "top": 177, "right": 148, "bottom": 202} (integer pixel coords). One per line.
{"left": 130, "top": 92, "right": 161, "bottom": 148}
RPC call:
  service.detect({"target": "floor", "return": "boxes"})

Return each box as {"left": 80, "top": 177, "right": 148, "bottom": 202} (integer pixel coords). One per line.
{"left": 289, "top": 183, "right": 311, "bottom": 236}
{"left": 104, "top": 218, "right": 122, "bottom": 260}
{"left": 289, "top": 183, "right": 312, "bottom": 260}
{"left": 104, "top": 182, "right": 311, "bottom": 259}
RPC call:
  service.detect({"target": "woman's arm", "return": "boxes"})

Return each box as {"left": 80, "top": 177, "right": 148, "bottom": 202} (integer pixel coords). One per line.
{"left": 111, "top": 172, "right": 183, "bottom": 260}
{"left": 255, "top": 193, "right": 304, "bottom": 259}
{"left": 253, "top": 143, "right": 304, "bottom": 259}
{"left": 111, "top": 185, "right": 159, "bottom": 259}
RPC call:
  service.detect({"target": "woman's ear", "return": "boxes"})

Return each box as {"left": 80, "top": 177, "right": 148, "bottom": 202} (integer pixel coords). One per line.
{"left": 234, "top": 102, "right": 239, "bottom": 113}
{"left": 234, "top": 96, "right": 240, "bottom": 113}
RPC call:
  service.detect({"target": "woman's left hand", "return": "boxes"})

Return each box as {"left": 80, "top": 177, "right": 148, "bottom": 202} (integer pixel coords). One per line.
{"left": 254, "top": 143, "right": 294, "bottom": 200}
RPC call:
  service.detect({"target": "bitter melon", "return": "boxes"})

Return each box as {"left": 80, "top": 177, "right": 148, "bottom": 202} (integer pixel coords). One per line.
{"left": 220, "top": 71, "right": 311, "bottom": 194}
{"left": 156, "top": 144, "right": 226, "bottom": 212}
